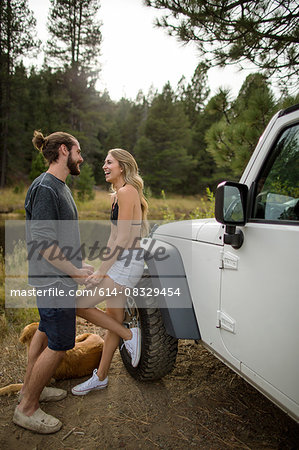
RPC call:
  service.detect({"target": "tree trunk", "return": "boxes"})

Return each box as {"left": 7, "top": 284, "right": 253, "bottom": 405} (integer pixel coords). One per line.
{"left": 0, "top": 0, "right": 11, "bottom": 187}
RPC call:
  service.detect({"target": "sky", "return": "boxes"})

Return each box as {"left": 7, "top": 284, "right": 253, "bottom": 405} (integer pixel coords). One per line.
{"left": 28, "top": 0, "right": 251, "bottom": 102}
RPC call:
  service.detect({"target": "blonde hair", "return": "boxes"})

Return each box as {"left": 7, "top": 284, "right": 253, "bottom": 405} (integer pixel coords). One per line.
{"left": 108, "top": 148, "right": 148, "bottom": 234}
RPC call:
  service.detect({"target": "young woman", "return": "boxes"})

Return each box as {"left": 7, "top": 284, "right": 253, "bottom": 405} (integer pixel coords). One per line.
{"left": 72, "top": 148, "right": 148, "bottom": 395}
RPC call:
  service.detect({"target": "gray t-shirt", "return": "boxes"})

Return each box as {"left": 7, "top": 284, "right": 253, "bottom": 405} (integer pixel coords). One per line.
{"left": 25, "top": 172, "right": 82, "bottom": 287}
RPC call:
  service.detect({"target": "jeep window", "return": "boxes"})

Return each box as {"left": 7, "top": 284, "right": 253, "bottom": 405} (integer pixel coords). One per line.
{"left": 253, "top": 124, "right": 299, "bottom": 222}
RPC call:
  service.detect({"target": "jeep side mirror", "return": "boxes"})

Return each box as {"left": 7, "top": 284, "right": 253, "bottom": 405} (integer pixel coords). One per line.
{"left": 215, "top": 181, "right": 248, "bottom": 249}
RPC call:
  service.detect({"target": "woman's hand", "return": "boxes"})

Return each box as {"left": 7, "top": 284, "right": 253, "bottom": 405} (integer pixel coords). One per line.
{"left": 85, "top": 270, "right": 106, "bottom": 288}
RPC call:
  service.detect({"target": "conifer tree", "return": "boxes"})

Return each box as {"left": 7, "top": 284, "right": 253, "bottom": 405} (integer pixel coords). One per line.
{"left": 146, "top": 1, "right": 299, "bottom": 84}
{"left": 176, "top": 63, "right": 210, "bottom": 126}
{"left": 206, "top": 74, "right": 276, "bottom": 178}
{"left": 0, "top": 0, "right": 38, "bottom": 186}
{"left": 75, "top": 163, "right": 95, "bottom": 201}
{"left": 45, "top": 0, "right": 103, "bottom": 160}
{"left": 134, "top": 83, "right": 195, "bottom": 194}
{"left": 46, "top": 0, "right": 102, "bottom": 76}
{"left": 30, "top": 152, "right": 47, "bottom": 181}
{"left": 175, "top": 63, "right": 216, "bottom": 193}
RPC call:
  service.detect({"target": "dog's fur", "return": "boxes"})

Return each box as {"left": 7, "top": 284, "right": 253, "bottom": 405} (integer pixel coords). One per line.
{"left": 0, "top": 322, "right": 104, "bottom": 396}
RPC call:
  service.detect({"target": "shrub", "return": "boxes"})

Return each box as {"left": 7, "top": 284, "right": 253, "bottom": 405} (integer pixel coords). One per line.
{"left": 76, "top": 163, "right": 95, "bottom": 201}
{"left": 30, "top": 152, "right": 47, "bottom": 181}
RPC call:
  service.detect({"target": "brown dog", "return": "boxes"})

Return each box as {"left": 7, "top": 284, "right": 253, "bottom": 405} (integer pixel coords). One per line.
{"left": 0, "top": 322, "right": 104, "bottom": 396}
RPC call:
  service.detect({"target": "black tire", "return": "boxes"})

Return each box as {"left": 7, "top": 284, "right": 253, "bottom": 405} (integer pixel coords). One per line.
{"left": 119, "top": 275, "right": 178, "bottom": 381}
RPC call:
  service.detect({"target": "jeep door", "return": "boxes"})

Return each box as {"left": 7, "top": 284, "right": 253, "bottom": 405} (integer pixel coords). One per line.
{"left": 218, "top": 119, "right": 299, "bottom": 420}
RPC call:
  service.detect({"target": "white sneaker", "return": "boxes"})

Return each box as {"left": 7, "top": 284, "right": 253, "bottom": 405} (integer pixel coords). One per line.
{"left": 124, "top": 327, "right": 141, "bottom": 368}
{"left": 71, "top": 369, "right": 108, "bottom": 396}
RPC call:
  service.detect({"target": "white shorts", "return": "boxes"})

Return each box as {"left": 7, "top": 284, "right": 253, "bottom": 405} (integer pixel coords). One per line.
{"left": 106, "top": 249, "right": 144, "bottom": 289}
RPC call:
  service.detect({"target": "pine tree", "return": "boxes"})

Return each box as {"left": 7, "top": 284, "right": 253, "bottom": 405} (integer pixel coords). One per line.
{"left": 75, "top": 163, "right": 95, "bottom": 201}
{"left": 175, "top": 63, "right": 217, "bottom": 193}
{"left": 30, "top": 152, "right": 47, "bottom": 181}
{"left": 206, "top": 74, "right": 276, "bottom": 178}
{"left": 104, "top": 97, "right": 148, "bottom": 153}
{"left": 45, "top": 0, "right": 103, "bottom": 167}
{"left": 146, "top": 1, "right": 299, "bottom": 85}
{"left": 134, "top": 83, "right": 195, "bottom": 194}
{"left": 46, "top": 0, "right": 102, "bottom": 76}
{"left": 0, "top": 0, "right": 38, "bottom": 186}
{"left": 176, "top": 63, "right": 210, "bottom": 126}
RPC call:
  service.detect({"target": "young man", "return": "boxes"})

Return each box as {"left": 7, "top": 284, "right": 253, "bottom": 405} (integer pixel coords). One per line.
{"left": 13, "top": 131, "right": 93, "bottom": 434}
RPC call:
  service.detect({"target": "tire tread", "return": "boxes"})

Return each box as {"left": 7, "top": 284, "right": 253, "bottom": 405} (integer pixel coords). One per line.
{"left": 120, "top": 276, "right": 178, "bottom": 381}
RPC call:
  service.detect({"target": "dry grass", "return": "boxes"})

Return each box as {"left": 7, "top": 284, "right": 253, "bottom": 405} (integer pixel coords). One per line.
{"left": 76, "top": 189, "right": 111, "bottom": 219}
{"left": 0, "top": 186, "right": 112, "bottom": 219}
{"left": 0, "top": 187, "right": 26, "bottom": 214}
{"left": 0, "top": 326, "right": 26, "bottom": 387}
{"left": 148, "top": 193, "right": 204, "bottom": 220}
{"left": 0, "top": 186, "right": 208, "bottom": 220}
{"left": 0, "top": 244, "right": 39, "bottom": 340}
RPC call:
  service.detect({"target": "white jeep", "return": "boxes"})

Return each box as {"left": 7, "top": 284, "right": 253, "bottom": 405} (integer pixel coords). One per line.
{"left": 120, "top": 104, "right": 299, "bottom": 423}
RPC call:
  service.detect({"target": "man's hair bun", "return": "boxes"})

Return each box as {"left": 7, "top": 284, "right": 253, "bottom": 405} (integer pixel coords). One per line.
{"left": 32, "top": 130, "right": 46, "bottom": 153}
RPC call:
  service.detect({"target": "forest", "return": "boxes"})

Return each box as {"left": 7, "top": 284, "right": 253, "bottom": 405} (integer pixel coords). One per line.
{"left": 1, "top": 0, "right": 298, "bottom": 195}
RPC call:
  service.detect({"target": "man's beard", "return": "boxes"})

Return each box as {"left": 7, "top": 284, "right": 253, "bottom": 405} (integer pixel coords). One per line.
{"left": 67, "top": 153, "right": 80, "bottom": 176}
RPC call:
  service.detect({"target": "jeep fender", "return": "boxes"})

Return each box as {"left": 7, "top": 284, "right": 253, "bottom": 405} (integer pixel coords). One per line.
{"left": 142, "top": 237, "right": 201, "bottom": 340}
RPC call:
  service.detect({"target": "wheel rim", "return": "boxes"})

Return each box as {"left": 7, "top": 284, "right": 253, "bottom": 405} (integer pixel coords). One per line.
{"left": 123, "top": 295, "right": 141, "bottom": 329}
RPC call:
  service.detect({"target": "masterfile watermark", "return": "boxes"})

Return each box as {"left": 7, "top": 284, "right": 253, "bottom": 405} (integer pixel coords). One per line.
{"left": 5, "top": 219, "right": 193, "bottom": 308}
{"left": 26, "top": 237, "right": 169, "bottom": 267}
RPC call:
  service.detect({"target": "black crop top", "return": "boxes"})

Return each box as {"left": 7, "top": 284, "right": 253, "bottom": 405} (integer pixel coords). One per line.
{"left": 110, "top": 198, "right": 119, "bottom": 224}
{"left": 110, "top": 198, "right": 142, "bottom": 226}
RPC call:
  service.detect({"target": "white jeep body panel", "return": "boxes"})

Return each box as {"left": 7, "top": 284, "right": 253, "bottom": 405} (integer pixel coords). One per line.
{"left": 152, "top": 107, "right": 299, "bottom": 422}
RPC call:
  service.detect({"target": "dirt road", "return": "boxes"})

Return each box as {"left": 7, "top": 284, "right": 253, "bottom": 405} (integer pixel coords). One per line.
{"left": 0, "top": 323, "right": 298, "bottom": 449}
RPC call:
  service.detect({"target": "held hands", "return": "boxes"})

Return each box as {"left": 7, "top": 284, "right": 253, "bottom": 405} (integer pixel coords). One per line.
{"left": 85, "top": 269, "right": 106, "bottom": 288}
{"left": 73, "top": 266, "right": 94, "bottom": 285}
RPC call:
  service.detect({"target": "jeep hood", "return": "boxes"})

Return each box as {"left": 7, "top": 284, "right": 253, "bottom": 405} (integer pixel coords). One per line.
{"left": 153, "top": 218, "right": 223, "bottom": 245}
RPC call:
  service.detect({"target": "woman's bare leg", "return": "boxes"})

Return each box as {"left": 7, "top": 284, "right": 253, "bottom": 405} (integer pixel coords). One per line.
{"left": 77, "top": 276, "right": 131, "bottom": 337}
{"left": 97, "top": 303, "right": 126, "bottom": 380}
{"left": 77, "top": 306, "right": 131, "bottom": 341}
{"left": 76, "top": 276, "right": 132, "bottom": 380}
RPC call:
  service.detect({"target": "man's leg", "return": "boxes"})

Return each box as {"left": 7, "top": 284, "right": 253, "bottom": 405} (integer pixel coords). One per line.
{"left": 20, "top": 329, "right": 48, "bottom": 396}
{"left": 17, "top": 346, "right": 66, "bottom": 416}
{"left": 13, "top": 283, "right": 76, "bottom": 432}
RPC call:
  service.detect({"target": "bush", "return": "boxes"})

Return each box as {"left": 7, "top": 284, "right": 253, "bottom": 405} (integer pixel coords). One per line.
{"left": 13, "top": 182, "right": 25, "bottom": 194}
{"left": 76, "top": 163, "right": 95, "bottom": 201}
{"left": 30, "top": 152, "right": 47, "bottom": 181}
{"left": 188, "top": 188, "right": 215, "bottom": 219}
